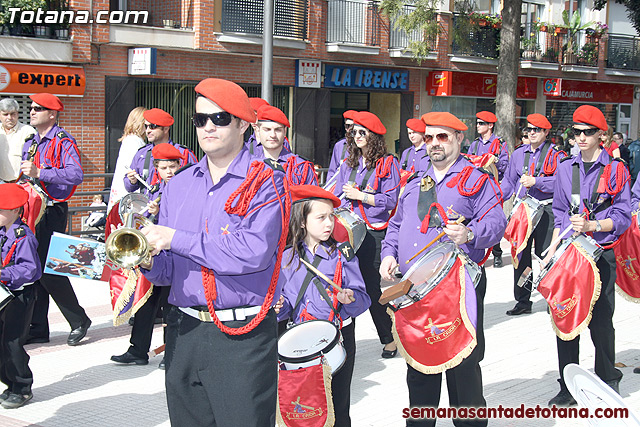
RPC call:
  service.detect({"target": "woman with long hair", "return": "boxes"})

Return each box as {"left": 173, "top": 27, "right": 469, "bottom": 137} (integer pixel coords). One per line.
{"left": 107, "top": 107, "right": 147, "bottom": 213}
{"left": 277, "top": 185, "right": 370, "bottom": 426}
{"left": 332, "top": 111, "right": 401, "bottom": 358}
{"left": 601, "top": 127, "right": 621, "bottom": 158}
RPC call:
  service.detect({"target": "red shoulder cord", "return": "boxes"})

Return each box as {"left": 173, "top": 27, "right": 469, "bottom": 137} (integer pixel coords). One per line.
{"left": 33, "top": 135, "right": 82, "bottom": 202}
{"left": 592, "top": 161, "right": 630, "bottom": 250}
{"left": 200, "top": 160, "right": 291, "bottom": 335}
{"left": 488, "top": 138, "right": 502, "bottom": 156}
{"left": 2, "top": 238, "right": 24, "bottom": 267}
{"left": 420, "top": 203, "right": 449, "bottom": 234}
{"left": 356, "top": 156, "right": 398, "bottom": 231}
{"left": 284, "top": 157, "right": 318, "bottom": 186}
{"left": 326, "top": 255, "right": 344, "bottom": 328}
{"left": 537, "top": 149, "right": 566, "bottom": 176}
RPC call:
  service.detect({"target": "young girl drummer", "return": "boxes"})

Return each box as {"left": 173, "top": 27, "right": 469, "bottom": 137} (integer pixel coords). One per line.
{"left": 277, "top": 184, "right": 371, "bottom": 427}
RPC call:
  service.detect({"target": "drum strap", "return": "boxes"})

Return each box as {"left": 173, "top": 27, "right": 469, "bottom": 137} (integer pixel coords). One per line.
{"left": 523, "top": 141, "right": 550, "bottom": 177}
{"left": 142, "top": 148, "right": 152, "bottom": 182}
{"left": 294, "top": 253, "right": 343, "bottom": 324}
{"left": 571, "top": 161, "right": 610, "bottom": 218}
{"left": 348, "top": 165, "right": 376, "bottom": 192}
{"left": 417, "top": 175, "right": 441, "bottom": 227}
{"left": 340, "top": 140, "right": 348, "bottom": 161}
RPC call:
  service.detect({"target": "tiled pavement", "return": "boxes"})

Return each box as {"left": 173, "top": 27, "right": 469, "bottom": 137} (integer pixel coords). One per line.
{"left": 2, "top": 243, "right": 640, "bottom": 426}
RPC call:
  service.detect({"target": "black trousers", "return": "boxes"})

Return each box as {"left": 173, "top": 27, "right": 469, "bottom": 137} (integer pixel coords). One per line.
{"left": 127, "top": 285, "right": 169, "bottom": 359}
{"left": 0, "top": 286, "right": 35, "bottom": 395}
{"left": 556, "top": 249, "right": 622, "bottom": 388}
{"left": 332, "top": 320, "right": 356, "bottom": 427}
{"left": 512, "top": 204, "right": 554, "bottom": 309}
{"left": 356, "top": 228, "right": 393, "bottom": 345}
{"left": 406, "top": 269, "right": 487, "bottom": 427}
{"left": 30, "top": 203, "right": 89, "bottom": 337}
{"left": 164, "top": 305, "right": 278, "bottom": 427}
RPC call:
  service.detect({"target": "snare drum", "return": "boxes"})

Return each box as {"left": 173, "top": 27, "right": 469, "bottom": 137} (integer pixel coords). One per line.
{"left": 278, "top": 320, "right": 346, "bottom": 374}
{"left": 332, "top": 208, "right": 367, "bottom": 252}
{"left": 534, "top": 233, "right": 603, "bottom": 290}
{"left": 0, "top": 284, "right": 14, "bottom": 312}
{"left": 389, "top": 242, "right": 482, "bottom": 310}
{"left": 18, "top": 180, "right": 47, "bottom": 232}
{"left": 507, "top": 195, "right": 544, "bottom": 229}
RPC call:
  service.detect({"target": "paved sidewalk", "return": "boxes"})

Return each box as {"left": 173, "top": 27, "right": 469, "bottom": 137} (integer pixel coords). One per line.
{"left": 1, "top": 246, "right": 640, "bottom": 426}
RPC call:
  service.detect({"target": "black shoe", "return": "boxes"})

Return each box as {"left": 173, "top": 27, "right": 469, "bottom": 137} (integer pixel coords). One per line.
{"left": 111, "top": 351, "right": 149, "bottom": 365}
{"left": 158, "top": 357, "right": 165, "bottom": 370}
{"left": 381, "top": 346, "right": 397, "bottom": 359}
{"left": 67, "top": 318, "right": 91, "bottom": 346}
{"left": 0, "top": 389, "right": 10, "bottom": 403}
{"left": 128, "top": 316, "right": 135, "bottom": 326}
{"left": 493, "top": 256, "right": 503, "bottom": 268}
{"left": 548, "top": 389, "right": 577, "bottom": 407}
{"left": 634, "top": 367, "right": 640, "bottom": 374}
{"left": 506, "top": 305, "right": 532, "bottom": 316}
{"left": 605, "top": 378, "right": 621, "bottom": 394}
{"left": 25, "top": 336, "right": 49, "bottom": 345}
{"left": 1, "top": 392, "right": 32, "bottom": 409}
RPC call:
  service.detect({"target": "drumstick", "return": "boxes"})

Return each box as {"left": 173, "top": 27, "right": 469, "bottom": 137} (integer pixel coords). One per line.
{"left": 540, "top": 223, "right": 575, "bottom": 259}
{"left": 139, "top": 195, "right": 162, "bottom": 216}
{"left": 148, "top": 344, "right": 165, "bottom": 358}
{"left": 405, "top": 216, "right": 466, "bottom": 264}
{"left": 299, "top": 258, "right": 356, "bottom": 302}
{"left": 124, "top": 166, "right": 153, "bottom": 192}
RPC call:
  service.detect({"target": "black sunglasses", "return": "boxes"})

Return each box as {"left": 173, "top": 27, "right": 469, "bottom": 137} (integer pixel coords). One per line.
{"left": 350, "top": 129, "right": 368, "bottom": 138}
{"left": 425, "top": 133, "right": 453, "bottom": 143}
{"left": 572, "top": 127, "right": 599, "bottom": 137}
{"left": 525, "top": 127, "right": 544, "bottom": 134}
{"left": 30, "top": 106, "right": 48, "bottom": 112}
{"left": 144, "top": 123, "right": 160, "bottom": 130}
{"left": 476, "top": 121, "right": 488, "bottom": 126}
{"left": 192, "top": 112, "right": 234, "bottom": 128}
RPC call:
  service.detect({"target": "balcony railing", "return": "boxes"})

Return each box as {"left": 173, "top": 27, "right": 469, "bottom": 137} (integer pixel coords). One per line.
{"left": 327, "top": 0, "right": 380, "bottom": 46}
{"left": 451, "top": 14, "right": 499, "bottom": 58}
{"left": 520, "top": 26, "right": 600, "bottom": 67}
{"left": 0, "top": 23, "right": 70, "bottom": 40}
{"left": 388, "top": 5, "right": 436, "bottom": 51}
{"left": 607, "top": 34, "right": 640, "bottom": 71}
{"left": 221, "top": 0, "right": 308, "bottom": 39}
{"left": 113, "top": 0, "right": 193, "bottom": 29}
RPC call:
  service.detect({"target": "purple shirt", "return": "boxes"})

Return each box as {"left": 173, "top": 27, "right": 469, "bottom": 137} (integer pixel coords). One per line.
{"left": 381, "top": 156, "right": 506, "bottom": 269}
{"left": 502, "top": 141, "right": 562, "bottom": 202}
{"left": 21, "top": 124, "right": 83, "bottom": 200}
{"left": 553, "top": 151, "right": 631, "bottom": 245}
{"left": 327, "top": 138, "right": 349, "bottom": 182}
{"left": 399, "top": 144, "right": 429, "bottom": 174}
{"left": 142, "top": 147, "right": 287, "bottom": 309}
{"left": 333, "top": 156, "right": 401, "bottom": 226}
{"left": 277, "top": 243, "right": 370, "bottom": 324}
{"left": 123, "top": 140, "right": 197, "bottom": 197}
{"left": 0, "top": 219, "right": 41, "bottom": 290}
{"left": 631, "top": 178, "right": 640, "bottom": 210}
{"left": 468, "top": 134, "right": 509, "bottom": 180}
{"left": 253, "top": 148, "right": 317, "bottom": 186}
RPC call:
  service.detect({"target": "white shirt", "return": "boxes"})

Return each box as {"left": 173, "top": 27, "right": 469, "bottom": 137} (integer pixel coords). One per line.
{"left": 0, "top": 121, "right": 36, "bottom": 182}
{"left": 107, "top": 134, "right": 146, "bottom": 213}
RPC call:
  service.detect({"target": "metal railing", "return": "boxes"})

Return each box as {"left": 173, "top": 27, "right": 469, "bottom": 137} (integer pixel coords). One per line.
{"left": 66, "top": 173, "right": 112, "bottom": 239}
{"left": 112, "top": 0, "right": 194, "bottom": 29}
{"left": 388, "top": 5, "right": 436, "bottom": 50}
{"left": 327, "top": 0, "right": 380, "bottom": 46}
{"left": 221, "top": 0, "right": 308, "bottom": 39}
{"left": 607, "top": 34, "right": 640, "bottom": 71}
{"left": 520, "top": 26, "right": 601, "bottom": 67}
{"left": 451, "top": 14, "right": 500, "bottom": 58}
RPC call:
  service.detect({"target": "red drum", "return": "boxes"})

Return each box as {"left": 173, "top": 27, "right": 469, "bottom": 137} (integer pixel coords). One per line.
{"left": 614, "top": 212, "right": 640, "bottom": 302}
{"left": 535, "top": 234, "right": 603, "bottom": 340}
{"left": 332, "top": 208, "right": 366, "bottom": 252}
{"left": 504, "top": 195, "right": 544, "bottom": 269}
{"left": 464, "top": 152, "right": 499, "bottom": 180}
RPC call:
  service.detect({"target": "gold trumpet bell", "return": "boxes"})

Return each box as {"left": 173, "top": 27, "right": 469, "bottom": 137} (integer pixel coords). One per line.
{"left": 106, "top": 213, "right": 154, "bottom": 269}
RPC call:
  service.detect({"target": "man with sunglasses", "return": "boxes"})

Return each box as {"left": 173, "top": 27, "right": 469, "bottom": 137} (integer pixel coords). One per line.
{"left": 469, "top": 111, "right": 509, "bottom": 268}
{"left": 139, "top": 78, "right": 288, "bottom": 426}
{"left": 251, "top": 105, "right": 317, "bottom": 185}
{"left": 124, "top": 108, "right": 197, "bottom": 198}
{"left": 501, "top": 113, "right": 565, "bottom": 316}
{"left": 326, "top": 110, "right": 357, "bottom": 183}
{"left": 545, "top": 105, "right": 630, "bottom": 406}
{"left": 380, "top": 112, "right": 505, "bottom": 426}
{"left": 19, "top": 93, "right": 91, "bottom": 346}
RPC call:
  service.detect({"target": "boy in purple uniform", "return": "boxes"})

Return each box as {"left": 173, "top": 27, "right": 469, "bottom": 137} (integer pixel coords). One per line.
{"left": 380, "top": 112, "right": 505, "bottom": 426}
{"left": 252, "top": 105, "right": 317, "bottom": 186}
{"left": 0, "top": 184, "right": 42, "bottom": 408}
{"left": 278, "top": 184, "right": 370, "bottom": 426}
{"left": 140, "top": 78, "right": 288, "bottom": 426}
{"left": 326, "top": 110, "right": 356, "bottom": 183}
{"left": 20, "top": 93, "right": 90, "bottom": 346}
{"left": 546, "top": 105, "right": 630, "bottom": 406}
{"left": 501, "top": 113, "right": 565, "bottom": 316}
{"left": 399, "top": 118, "right": 429, "bottom": 174}
{"left": 124, "top": 108, "right": 197, "bottom": 198}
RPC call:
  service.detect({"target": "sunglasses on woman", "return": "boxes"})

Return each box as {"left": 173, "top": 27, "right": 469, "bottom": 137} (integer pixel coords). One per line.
{"left": 192, "top": 112, "right": 234, "bottom": 128}
{"left": 350, "top": 129, "right": 368, "bottom": 138}
{"left": 571, "top": 127, "right": 599, "bottom": 137}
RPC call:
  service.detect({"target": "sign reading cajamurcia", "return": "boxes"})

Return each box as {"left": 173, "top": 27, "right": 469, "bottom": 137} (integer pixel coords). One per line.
{"left": 324, "top": 65, "right": 409, "bottom": 91}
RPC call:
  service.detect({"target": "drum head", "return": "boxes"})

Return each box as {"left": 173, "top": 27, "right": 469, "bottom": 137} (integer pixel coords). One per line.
{"left": 118, "top": 193, "right": 149, "bottom": 219}
{"left": 402, "top": 242, "right": 456, "bottom": 288}
{"left": 332, "top": 208, "right": 366, "bottom": 252}
{"left": 564, "top": 364, "right": 640, "bottom": 426}
{"left": 278, "top": 320, "right": 340, "bottom": 362}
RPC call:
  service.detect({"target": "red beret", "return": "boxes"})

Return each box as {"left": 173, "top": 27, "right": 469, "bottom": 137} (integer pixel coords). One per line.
{"left": 249, "top": 97, "right": 269, "bottom": 113}
{"left": 29, "top": 93, "right": 63, "bottom": 112}
{"left": 476, "top": 111, "right": 497, "bottom": 123}
{"left": 143, "top": 108, "right": 174, "bottom": 127}
{"left": 573, "top": 105, "right": 608, "bottom": 131}
{"left": 291, "top": 185, "right": 340, "bottom": 208}
{"left": 152, "top": 143, "right": 182, "bottom": 161}
{"left": 257, "top": 105, "right": 290, "bottom": 128}
{"left": 343, "top": 110, "right": 357, "bottom": 120}
{"left": 0, "top": 184, "right": 29, "bottom": 210}
{"left": 420, "top": 112, "right": 468, "bottom": 131}
{"left": 195, "top": 78, "right": 256, "bottom": 123}
{"left": 353, "top": 111, "right": 386, "bottom": 135}
{"left": 527, "top": 113, "right": 552, "bottom": 129}
{"left": 406, "top": 118, "right": 426, "bottom": 133}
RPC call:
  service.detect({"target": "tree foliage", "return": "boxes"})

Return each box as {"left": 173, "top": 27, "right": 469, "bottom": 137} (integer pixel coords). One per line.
{"left": 593, "top": 0, "right": 640, "bottom": 35}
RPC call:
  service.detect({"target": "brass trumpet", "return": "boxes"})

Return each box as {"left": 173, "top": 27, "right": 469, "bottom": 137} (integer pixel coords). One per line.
{"left": 106, "top": 194, "right": 155, "bottom": 269}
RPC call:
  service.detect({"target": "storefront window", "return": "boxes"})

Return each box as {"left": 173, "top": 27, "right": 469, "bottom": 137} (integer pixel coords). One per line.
{"left": 545, "top": 101, "right": 617, "bottom": 134}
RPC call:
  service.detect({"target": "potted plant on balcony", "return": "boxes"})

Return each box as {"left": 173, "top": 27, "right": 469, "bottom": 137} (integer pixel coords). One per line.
{"left": 562, "top": 10, "right": 594, "bottom": 64}
{"left": 578, "top": 41, "right": 598, "bottom": 66}
{"left": 521, "top": 36, "right": 540, "bottom": 60}
{"left": 1, "top": 0, "right": 46, "bottom": 36}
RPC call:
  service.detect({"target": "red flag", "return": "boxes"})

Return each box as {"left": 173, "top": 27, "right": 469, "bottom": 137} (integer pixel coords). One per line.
{"left": 614, "top": 213, "right": 640, "bottom": 302}
{"left": 277, "top": 363, "right": 334, "bottom": 427}
{"left": 18, "top": 181, "right": 46, "bottom": 233}
{"left": 504, "top": 200, "right": 539, "bottom": 269}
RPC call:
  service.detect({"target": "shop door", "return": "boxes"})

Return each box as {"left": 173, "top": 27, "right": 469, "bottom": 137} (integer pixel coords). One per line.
{"left": 292, "top": 87, "right": 331, "bottom": 167}
{"left": 398, "top": 91, "right": 413, "bottom": 154}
